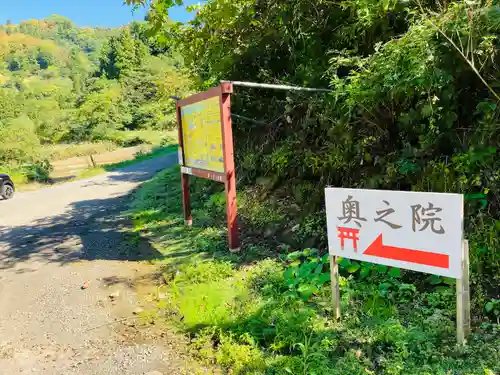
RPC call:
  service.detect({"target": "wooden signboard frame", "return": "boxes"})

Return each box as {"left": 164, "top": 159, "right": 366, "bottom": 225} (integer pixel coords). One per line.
{"left": 176, "top": 83, "right": 240, "bottom": 251}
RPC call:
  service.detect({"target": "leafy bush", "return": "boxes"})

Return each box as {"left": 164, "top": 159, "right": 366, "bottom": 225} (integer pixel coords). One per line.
{"left": 22, "top": 159, "right": 52, "bottom": 182}
{"left": 0, "top": 115, "right": 41, "bottom": 164}
{"left": 124, "top": 0, "right": 500, "bottom": 372}
{"left": 134, "top": 0, "right": 500, "bottom": 310}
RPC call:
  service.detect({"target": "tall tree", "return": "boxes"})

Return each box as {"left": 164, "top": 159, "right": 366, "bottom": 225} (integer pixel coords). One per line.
{"left": 99, "top": 28, "right": 146, "bottom": 80}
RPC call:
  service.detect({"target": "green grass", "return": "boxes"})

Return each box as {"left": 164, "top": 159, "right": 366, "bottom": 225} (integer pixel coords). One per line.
{"left": 129, "top": 167, "right": 500, "bottom": 375}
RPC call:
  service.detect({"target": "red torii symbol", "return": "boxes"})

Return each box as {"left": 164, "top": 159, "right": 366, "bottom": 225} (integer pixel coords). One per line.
{"left": 337, "top": 227, "right": 360, "bottom": 252}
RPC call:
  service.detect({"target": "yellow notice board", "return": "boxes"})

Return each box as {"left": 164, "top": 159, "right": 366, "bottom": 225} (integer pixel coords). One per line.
{"left": 181, "top": 96, "right": 224, "bottom": 173}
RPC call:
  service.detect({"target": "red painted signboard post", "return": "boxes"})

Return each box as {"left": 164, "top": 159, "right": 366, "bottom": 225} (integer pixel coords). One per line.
{"left": 176, "top": 83, "right": 240, "bottom": 251}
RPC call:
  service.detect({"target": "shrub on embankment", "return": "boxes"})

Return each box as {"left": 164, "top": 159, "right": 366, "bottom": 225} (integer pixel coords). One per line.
{"left": 125, "top": 1, "right": 500, "bottom": 372}
{"left": 151, "top": 1, "right": 500, "bottom": 308}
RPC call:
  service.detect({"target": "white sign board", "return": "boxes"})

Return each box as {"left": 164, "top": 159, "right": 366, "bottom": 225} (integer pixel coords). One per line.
{"left": 325, "top": 188, "right": 464, "bottom": 278}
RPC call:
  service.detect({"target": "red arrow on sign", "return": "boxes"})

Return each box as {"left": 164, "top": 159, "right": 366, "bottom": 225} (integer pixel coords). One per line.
{"left": 363, "top": 234, "right": 449, "bottom": 269}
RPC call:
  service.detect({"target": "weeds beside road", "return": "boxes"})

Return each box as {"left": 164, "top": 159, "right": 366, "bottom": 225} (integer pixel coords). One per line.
{"left": 130, "top": 167, "right": 500, "bottom": 375}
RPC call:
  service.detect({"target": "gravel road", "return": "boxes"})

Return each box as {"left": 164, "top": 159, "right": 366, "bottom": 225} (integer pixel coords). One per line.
{"left": 0, "top": 154, "right": 192, "bottom": 375}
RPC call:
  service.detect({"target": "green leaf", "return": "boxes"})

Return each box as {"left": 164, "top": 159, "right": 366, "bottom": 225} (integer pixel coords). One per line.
{"left": 346, "top": 263, "right": 361, "bottom": 273}
{"left": 297, "top": 284, "right": 317, "bottom": 301}
{"left": 379, "top": 282, "right": 392, "bottom": 291}
{"left": 376, "top": 264, "right": 388, "bottom": 274}
{"left": 359, "top": 266, "right": 371, "bottom": 279}
{"left": 287, "top": 251, "right": 302, "bottom": 260}
{"left": 339, "top": 258, "right": 351, "bottom": 267}
{"left": 284, "top": 291, "right": 298, "bottom": 299}
{"left": 321, "top": 254, "right": 330, "bottom": 264}
{"left": 318, "top": 273, "right": 331, "bottom": 284}
{"left": 443, "top": 277, "right": 456, "bottom": 286}
{"left": 314, "top": 263, "right": 324, "bottom": 274}
{"left": 298, "top": 266, "right": 311, "bottom": 279}
{"left": 303, "top": 248, "right": 318, "bottom": 256}
{"left": 428, "top": 274, "right": 443, "bottom": 285}
{"left": 495, "top": 221, "right": 500, "bottom": 232}
{"left": 465, "top": 192, "right": 486, "bottom": 200}
{"left": 284, "top": 268, "right": 295, "bottom": 284}
{"left": 480, "top": 199, "right": 488, "bottom": 209}
{"left": 388, "top": 267, "right": 401, "bottom": 278}
{"left": 485, "top": 302, "right": 494, "bottom": 313}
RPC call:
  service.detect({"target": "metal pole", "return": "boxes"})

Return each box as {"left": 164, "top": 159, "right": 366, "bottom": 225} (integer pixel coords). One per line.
{"left": 220, "top": 80, "right": 332, "bottom": 93}
{"left": 231, "top": 113, "right": 267, "bottom": 125}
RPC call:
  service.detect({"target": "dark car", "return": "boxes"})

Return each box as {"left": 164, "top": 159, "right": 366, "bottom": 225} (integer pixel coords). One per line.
{"left": 0, "top": 174, "right": 15, "bottom": 200}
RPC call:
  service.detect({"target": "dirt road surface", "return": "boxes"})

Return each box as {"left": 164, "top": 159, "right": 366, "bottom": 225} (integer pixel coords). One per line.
{"left": 0, "top": 154, "right": 192, "bottom": 375}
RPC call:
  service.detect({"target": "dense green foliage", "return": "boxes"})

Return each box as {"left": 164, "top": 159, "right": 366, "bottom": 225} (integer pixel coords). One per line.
{"left": 123, "top": 0, "right": 500, "bottom": 373}
{"left": 139, "top": 0, "right": 500, "bottom": 303}
{"left": 0, "top": 15, "right": 189, "bottom": 181}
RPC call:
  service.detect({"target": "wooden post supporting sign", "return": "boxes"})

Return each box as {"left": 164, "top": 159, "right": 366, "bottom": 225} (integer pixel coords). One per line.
{"left": 219, "top": 87, "right": 240, "bottom": 251}
{"left": 175, "top": 84, "right": 240, "bottom": 251}
{"left": 457, "top": 240, "right": 471, "bottom": 344}
{"left": 176, "top": 102, "right": 192, "bottom": 227}
{"left": 329, "top": 255, "right": 341, "bottom": 321}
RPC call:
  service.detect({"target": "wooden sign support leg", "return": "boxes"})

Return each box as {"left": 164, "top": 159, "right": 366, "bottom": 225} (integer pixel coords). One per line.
{"left": 220, "top": 87, "right": 240, "bottom": 252}
{"left": 330, "top": 255, "right": 341, "bottom": 321}
{"left": 181, "top": 173, "right": 192, "bottom": 227}
{"left": 456, "top": 239, "right": 470, "bottom": 344}
{"left": 176, "top": 100, "right": 192, "bottom": 228}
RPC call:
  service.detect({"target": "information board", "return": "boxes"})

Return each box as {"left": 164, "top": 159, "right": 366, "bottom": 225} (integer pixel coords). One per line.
{"left": 180, "top": 96, "right": 224, "bottom": 173}
{"left": 325, "top": 188, "right": 463, "bottom": 278}
{"left": 176, "top": 83, "right": 239, "bottom": 251}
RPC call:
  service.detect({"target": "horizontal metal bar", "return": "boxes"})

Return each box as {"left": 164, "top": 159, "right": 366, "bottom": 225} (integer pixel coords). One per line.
{"left": 221, "top": 80, "right": 332, "bottom": 93}
{"left": 231, "top": 113, "right": 267, "bottom": 125}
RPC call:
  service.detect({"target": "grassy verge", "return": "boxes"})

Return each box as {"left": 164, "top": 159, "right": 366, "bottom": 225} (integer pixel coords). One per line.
{"left": 129, "top": 167, "right": 499, "bottom": 375}
{"left": 70, "top": 144, "right": 178, "bottom": 181}
{"left": 104, "top": 144, "right": 178, "bottom": 170}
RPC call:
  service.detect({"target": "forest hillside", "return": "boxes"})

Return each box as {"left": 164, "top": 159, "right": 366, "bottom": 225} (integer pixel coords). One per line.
{"left": 0, "top": 15, "right": 189, "bottom": 182}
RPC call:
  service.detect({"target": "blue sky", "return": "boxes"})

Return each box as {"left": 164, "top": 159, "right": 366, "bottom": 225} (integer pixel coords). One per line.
{"left": 0, "top": 0, "right": 200, "bottom": 28}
